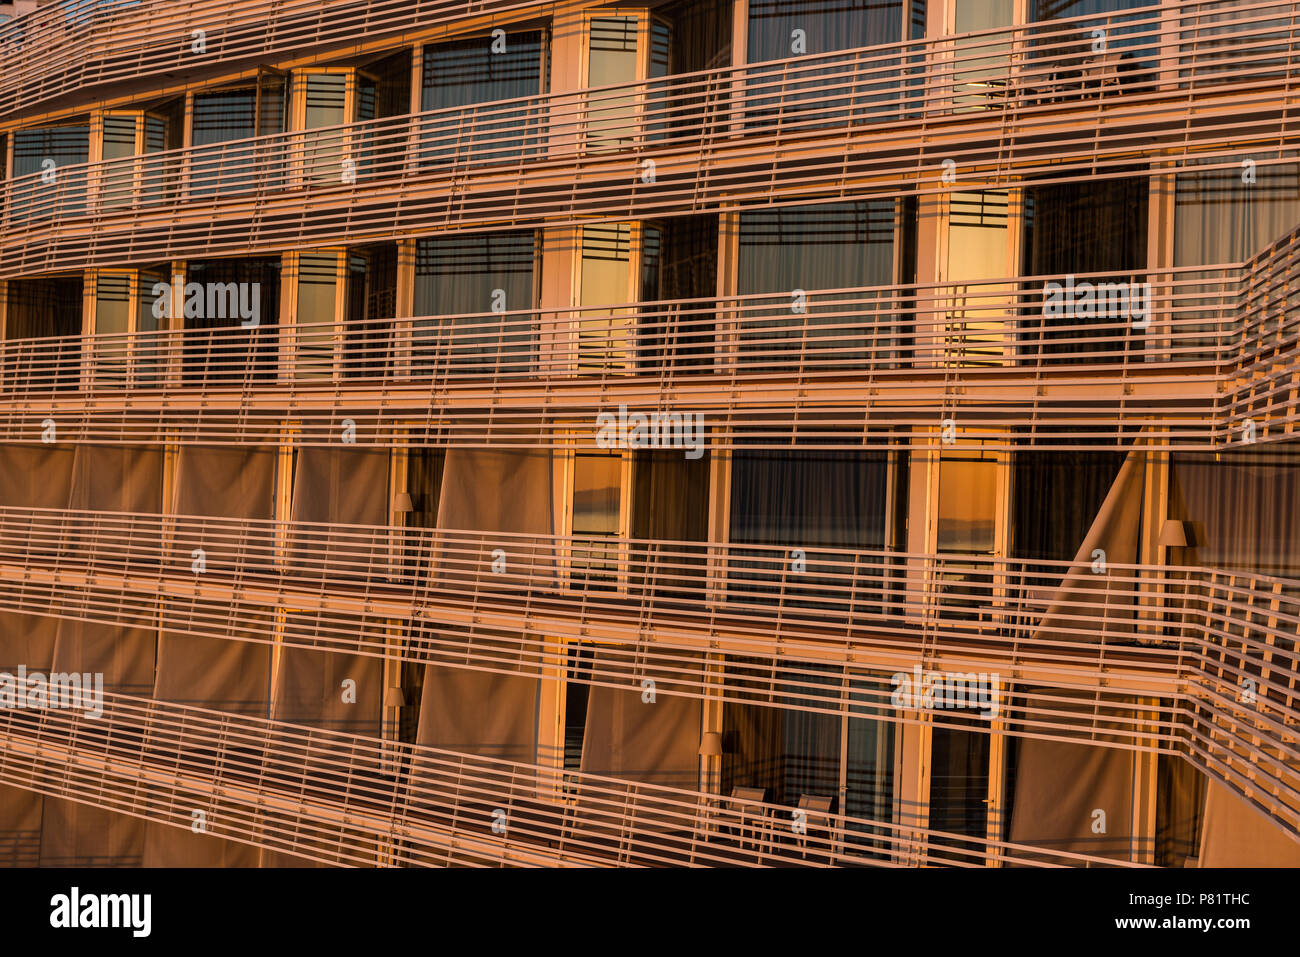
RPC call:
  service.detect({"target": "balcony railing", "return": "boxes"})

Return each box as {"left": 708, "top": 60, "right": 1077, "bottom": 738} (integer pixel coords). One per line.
{"left": 0, "top": 0, "right": 568, "bottom": 118}
{"left": 0, "top": 688, "right": 1149, "bottom": 867}
{"left": 0, "top": 268, "right": 1239, "bottom": 399}
{"left": 0, "top": 503, "right": 1296, "bottom": 822}
{"left": 3, "top": 1, "right": 1299, "bottom": 275}
{"left": 0, "top": 502, "right": 1296, "bottom": 854}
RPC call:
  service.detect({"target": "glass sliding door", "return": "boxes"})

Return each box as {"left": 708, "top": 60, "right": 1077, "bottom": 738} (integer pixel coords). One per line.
{"left": 745, "top": 0, "right": 908, "bottom": 129}
{"left": 91, "top": 272, "right": 131, "bottom": 386}
{"left": 299, "top": 72, "right": 349, "bottom": 185}
{"left": 1173, "top": 161, "right": 1299, "bottom": 360}
{"left": 728, "top": 446, "right": 892, "bottom": 610}
{"left": 294, "top": 252, "right": 342, "bottom": 380}
{"left": 570, "top": 452, "right": 625, "bottom": 586}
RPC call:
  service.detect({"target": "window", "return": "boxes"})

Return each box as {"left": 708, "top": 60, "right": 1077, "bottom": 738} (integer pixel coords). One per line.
{"left": 10, "top": 123, "right": 90, "bottom": 223}
{"left": 412, "top": 231, "right": 538, "bottom": 373}
{"left": 736, "top": 202, "right": 902, "bottom": 371}
{"left": 419, "top": 31, "right": 547, "bottom": 167}
{"left": 570, "top": 452, "right": 624, "bottom": 585}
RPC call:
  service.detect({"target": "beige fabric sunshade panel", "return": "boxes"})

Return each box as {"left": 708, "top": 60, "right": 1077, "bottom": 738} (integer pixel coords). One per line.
{"left": 1198, "top": 780, "right": 1300, "bottom": 866}
{"left": 153, "top": 447, "right": 278, "bottom": 717}
{"left": 38, "top": 797, "right": 145, "bottom": 867}
{"left": 50, "top": 446, "right": 165, "bottom": 694}
{"left": 1007, "top": 690, "right": 1137, "bottom": 862}
{"left": 415, "top": 448, "right": 556, "bottom": 765}
{"left": 272, "top": 448, "right": 391, "bottom": 736}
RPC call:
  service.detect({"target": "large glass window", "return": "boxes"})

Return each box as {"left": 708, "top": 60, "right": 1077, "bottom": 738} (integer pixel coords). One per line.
{"left": 11, "top": 123, "right": 90, "bottom": 222}
{"left": 945, "top": 191, "right": 1013, "bottom": 365}
{"left": 737, "top": 201, "right": 900, "bottom": 370}
{"left": 1020, "top": 177, "right": 1147, "bottom": 363}
{"left": 181, "top": 257, "right": 280, "bottom": 384}
{"left": 722, "top": 665, "right": 896, "bottom": 860}
{"left": 729, "top": 446, "right": 894, "bottom": 611}
{"left": 412, "top": 231, "right": 538, "bottom": 373}
{"left": 571, "top": 452, "right": 623, "bottom": 585}
{"left": 419, "top": 31, "right": 546, "bottom": 167}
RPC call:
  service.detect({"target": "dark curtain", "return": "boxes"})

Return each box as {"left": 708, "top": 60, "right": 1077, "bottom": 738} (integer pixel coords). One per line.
{"left": 1012, "top": 446, "right": 1127, "bottom": 562}
{"left": 928, "top": 723, "right": 990, "bottom": 842}
{"left": 630, "top": 451, "right": 710, "bottom": 598}
{"left": 190, "top": 88, "right": 258, "bottom": 197}
{"left": 1155, "top": 754, "right": 1205, "bottom": 867}
{"left": 660, "top": 0, "right": 733, "bottom": 72}
{"left": 636, "top": 214, "right": 718, "bottom": 369}
{"left": 12, "top": 124, "right": 89, "bottom": 220}
{"left": 722, "top": 665, "right": 841, "bottom": 808}
{"left": 1169, "top": 447, "right": 1300, "bottom": 578}
{"left": 420, "top": 30, "right": 545, "bottom": 166}
{"left": 747, "top": 0, "right": 903, "bottom": 60}
{"left": 183, "top": 257, "right": 280, "bottom": 384}
{"left": 737, "top": 202, "right": 897, "bottom": 367}
{"left": 413, "top": 232, "right": 537, "bottom": 371}
{"left": 1020, "top": 177, "right": 1148, "bottom": 361}
{"left": 730, "top": 448, "right": 888, "bottom": 548}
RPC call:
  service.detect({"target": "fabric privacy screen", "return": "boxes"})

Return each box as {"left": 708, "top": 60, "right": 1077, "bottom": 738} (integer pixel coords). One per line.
{"left": 1006, "top": 690, "right": 1138, "bottom": 862}
{"left": 38, "top": 798, "right": 144, "bottom": 868}
{"left": 51, "top": 446, "right": 164, "bottom": 696}
{"left": 271, "top": 448, "right": 389, "bottom": 735}
{"left": 153, "top": 446, "right": 277, "bottom": 718}
{"left": 580, "top": 649, "right": 703, "bottom": 791}
{"left": 1198, "top": 780, "right": 1300, "bottom": 866}
{"left": 1169, "top": 447, "right": 1300, "bottom": 578}
{"left": 0, "top": 786, "right": 42, "bottom": 867}
{"left": 417, "top": 448, "right": 555, "bottom": 763}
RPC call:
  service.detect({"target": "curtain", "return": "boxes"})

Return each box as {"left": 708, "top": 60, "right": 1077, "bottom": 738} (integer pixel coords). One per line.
{"left": 1155, "top": 754, "right": 1205, "bottom": 867}
{"left": 271, "top": 448, "right": 389, "bottom": 735}
{"left": 1173, "top": 162, "right": 1299, "bottom": 358}
{"left": 1007, "top": 737, "right": 1134, "bottom": 860}
{"left": 1033, "top": 448, "right": 1144, "bottom": 644}
{"left": 0, "top": 786, "right": 42, "bottom": 867}
{"left": 5, "top": 276, "right": 83, "bottom": 345}
{"left": 1020, "top": 178, "right": 1148, "bottom": 361}
{"left": 747, "top": 0, "right": 903, "bottom": 60}
{"left": 51, "top": 445, "right": 163, "bottom": 695}
{"left": 143, "top": 822, "right": 260, "bottom": 868}
{"left": 415, "top": 448, "right": 553, "bottom": 756}
{"left": 182, "top": 257, "right": 280, "bottom": 384}
{"left": 729, "top": 448, "right": 888, "bottom": 548}
{"left": 581, "top": 650, "right": 704, "bottom": 791}
{"left": 412, "top": 232, "right": 537, "bottom": 370}
{"left": 38, "top": 798, "right": 143, "bottom": 867}
{"left": 153, "top": 446, "right": 276, "bottom": 717}
{"left": 1169, "top": 446, "right": 1300, "bottom": 578}
{"left": 737, "top": 202, "right": 897, "bottom": 366}
{"left": 416, "top": 663, "right": 540, "bottom": 763}
{"left": 1013, "top": 446, "right": 1127, "bottom": 562}
{"left": 11, "top": 125, "right": 89, "bottom": 220}
{"left": 420, "top": 31, "right": 545, "bottom": 166}
{"left": 721, "top": 662, "right": 842, "bottom": 807}
{"left": 1198, "top": 779, "right": 1300, "bottom": 866}
{"left": 636, "top": 214, "right": 718, "bottom": 370}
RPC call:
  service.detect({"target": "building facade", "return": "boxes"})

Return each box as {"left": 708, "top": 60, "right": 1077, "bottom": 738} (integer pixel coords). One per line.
{"left": 0, "top": 0, "right": 1296, "bottom": 867}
